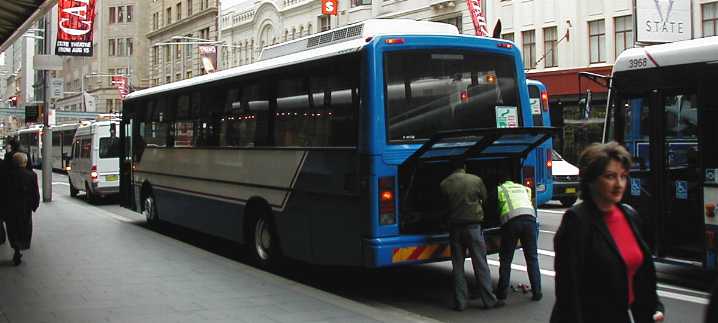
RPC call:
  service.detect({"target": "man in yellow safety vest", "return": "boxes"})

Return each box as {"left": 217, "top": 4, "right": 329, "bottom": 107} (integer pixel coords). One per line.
{"left": 495, "top": 174, "right": 542, "bottom": 301}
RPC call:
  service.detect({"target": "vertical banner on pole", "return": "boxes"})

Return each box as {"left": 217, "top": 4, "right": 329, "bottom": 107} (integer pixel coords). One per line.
{"left": 111, "top": 76, "right": 129, "bottom": 99}
{"left": 199, "top": 45, "right": 218, "bottom": 73}
{"left": 56, "top": 0, "right": 97, "bottom": 56}
{"left": 465, "top": 0, "right": 489, "bottom": 36}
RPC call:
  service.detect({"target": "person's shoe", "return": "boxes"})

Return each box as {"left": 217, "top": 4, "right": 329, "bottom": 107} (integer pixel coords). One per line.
{"left": 452, "top": 303, "right": 467, "bottom": 312}
{"left": 492, "top": 300, "right": 506, "bottom": 308}
{"left": 531, "top": 291, "right": 543, "bottom": 301}
{"left": 493, "top": 289, "right": 507, "bottom": 300}
{"left": 12, "top": 252, "right": 22, "bottom": 266}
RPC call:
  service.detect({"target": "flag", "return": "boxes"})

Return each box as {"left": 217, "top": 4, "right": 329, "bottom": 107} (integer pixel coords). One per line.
{"left": 56, "top": 0, "right": 97, "bottom": 56}
{"left": 466, "top": 0, "right": 489, "bottom": 36}
{"left": 111, "top": 76, "right": 129, "bottom": 99}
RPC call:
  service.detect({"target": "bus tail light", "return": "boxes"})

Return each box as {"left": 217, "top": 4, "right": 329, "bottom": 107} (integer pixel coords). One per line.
{"left": 523, "top": 166, "right": 536, "bottom": 199}
{"left": 379, "top": 176, "right": 396, "bottom": 225}
{"left": 460, "top": 90, "right": 469, "bottom": 103}
{"left": 541, "top": 91, "right": 549, "bottom": 111}
{"left": 497, "top": 42, "right": 513, "bottom": 49}
{"left": 90, "top": 165, "right": 98, "bottom": 182}
{"left": 546, "top": 149, "right": 553, "bottom": 169}
{"left": 65, "top": 165, "right": 71, "bottom": 172}
{"left": 384, "top": 38, "right": 405, "bottom": 45}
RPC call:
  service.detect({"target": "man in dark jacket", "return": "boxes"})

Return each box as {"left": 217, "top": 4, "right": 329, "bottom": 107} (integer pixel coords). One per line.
{"left": 5, "top": 152, "right": 40, "bottom": 266}
{"left": 440, "top": 158, "right": 502, "bottom": 311}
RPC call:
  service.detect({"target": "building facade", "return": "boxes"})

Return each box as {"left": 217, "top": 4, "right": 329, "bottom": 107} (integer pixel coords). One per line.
{"left": 54, "top": 0, "right": 151, "bottom": 119}
{"left": 147, "top": 0, "right": 219, "bottom": 86}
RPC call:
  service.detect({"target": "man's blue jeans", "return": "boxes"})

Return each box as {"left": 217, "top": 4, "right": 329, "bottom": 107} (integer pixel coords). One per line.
{"left": 497, "top": 215, "right": 541, "bottom": 296}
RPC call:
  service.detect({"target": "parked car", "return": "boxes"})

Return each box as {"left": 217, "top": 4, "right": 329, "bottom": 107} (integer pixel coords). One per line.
{"left": 551, "top": 150, "right": 579, "bottom": 207}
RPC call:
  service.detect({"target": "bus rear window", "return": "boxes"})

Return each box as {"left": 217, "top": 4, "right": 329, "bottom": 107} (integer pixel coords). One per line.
{"left": 384, "top": 50, "right": 521, "bottom": 142}
{"left": 99, "top": 137, "right": 120, "bottom": 159}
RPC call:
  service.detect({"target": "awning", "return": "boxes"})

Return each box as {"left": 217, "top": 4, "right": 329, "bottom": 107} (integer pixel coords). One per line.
{"left": 0, "top": 0, "right": 56, "bottom": 54}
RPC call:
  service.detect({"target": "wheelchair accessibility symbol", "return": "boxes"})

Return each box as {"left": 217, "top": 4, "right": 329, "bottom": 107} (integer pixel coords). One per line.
{"left": 631, "top": 178, "right": 641, "bottom": 196}
{"left": 675, "top": 180, "right": 688, "bottom": 200}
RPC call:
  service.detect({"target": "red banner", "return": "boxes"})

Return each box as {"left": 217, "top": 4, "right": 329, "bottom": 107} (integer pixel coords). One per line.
{"left": 321, "top": 0, "right": 338, "bottom": 16}
{"left": 56, "top": 0, "right": 97, "bottom": 56}
{"left": 111, "top": 76, "right": 129, "bottom": 99}
{"left": 466, "top": 0, "right": 489, "bottom": 36}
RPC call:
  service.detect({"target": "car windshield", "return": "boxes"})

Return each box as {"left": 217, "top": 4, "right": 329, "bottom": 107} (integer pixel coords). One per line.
{"left": 99, "top": 137, "right": 120, "bottom": 159}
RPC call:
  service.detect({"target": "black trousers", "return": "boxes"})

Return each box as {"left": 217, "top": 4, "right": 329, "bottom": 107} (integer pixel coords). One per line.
{"left": 497, "top": 215, "right": 541, "bottom": 294}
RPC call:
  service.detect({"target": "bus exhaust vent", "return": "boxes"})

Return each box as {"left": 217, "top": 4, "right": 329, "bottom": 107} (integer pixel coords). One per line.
{"left": 261, "top": 24, "right": 364, "bottom": 61}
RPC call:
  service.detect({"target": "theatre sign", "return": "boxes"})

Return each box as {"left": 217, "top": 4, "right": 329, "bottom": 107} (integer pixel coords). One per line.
{"left": 636, "top": 0, "right": 692, "bottom": 43}
{"left": 56, "top": 0, "right": 97, "bottom": 56}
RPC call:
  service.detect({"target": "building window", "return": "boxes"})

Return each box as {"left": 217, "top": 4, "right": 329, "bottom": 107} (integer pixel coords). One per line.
{"left": 437, "top": 16, "right": 462, "bottom": 33}
{"left": 522, "top": 30, "right": 536, "bottom": 69}
{"left": 501, "top": 33, "right": 514, "bottom": 42}
{"left": 176, "top": 44, "right": 182, "bottom": 59}
{"left": 187, "top": 0, "right": 193, "bottom": 16}
{"left": 118, "top": 38, "right": 126, "bottom": 56}
{"left": 109, "top": 39, "right": 116, "bottom": 56}
{"left": 118, "top": 6, "right": 125, "bottom": 23}
{"left": 176, "top": 73, "right": 182, "bottom": 81}
{"left": 165, "top": 45, "right": 171, "bottom": 62}
{"left": 177, "top": 3, "right": 182, "bottom": 21}
{"left": 109, "top": 7, "right": 116, "bottom": 24}
{"left": 200, "top": 28, "right": 210, "bottom": 40}
{"left": 167, "top": 7, "right": 172, "bottom": 25}
{"left": 319, "top": 16, "right": 330, "bottom": 32}
{"left": 127, "top": 38, "right": 133, "bottom": 56}
{"left": 153, "top": 46, "right": 159, "bottom": 65}
{"left": 703, "top": 2, "right": 718, "bottom": 37}
{"left": 615, "top": 15, "right": 633, "bottom": 57}
{"left": 543, "top": 27, "right": 558, "bottom": 68}
{"left": 153, "top": 13, "right": 159, "bottom": 30}
{"left": 351, "top": 0, "right": 371, "bottom": 7}
{"left": 187, "top": 70, "right": 193, "bottom": 79}
{"left": 127, "top": 5, "right": 133, "bottom": 22}
{"left": 589, "top": 19, "right": 606, "bottom": 63}
{"left": 166, "top": 76, "right": 171, "bottom": 84}
{"left": 201, "top": 0, "right": 209, "bottom": 10}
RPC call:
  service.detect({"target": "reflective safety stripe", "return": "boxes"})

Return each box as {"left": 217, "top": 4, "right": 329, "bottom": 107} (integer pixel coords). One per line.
{"left": 392, "top": 244, "right": 451, "bottom": 263}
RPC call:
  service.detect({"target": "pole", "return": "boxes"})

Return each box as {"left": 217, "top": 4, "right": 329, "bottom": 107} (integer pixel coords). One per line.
{"left": 41, "top": 15, "right": 52, "bottom": 202}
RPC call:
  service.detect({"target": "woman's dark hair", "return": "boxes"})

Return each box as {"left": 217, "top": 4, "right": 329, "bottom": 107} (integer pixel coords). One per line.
{"left": 577, "top": 141, "right": 633, "bottom": 201}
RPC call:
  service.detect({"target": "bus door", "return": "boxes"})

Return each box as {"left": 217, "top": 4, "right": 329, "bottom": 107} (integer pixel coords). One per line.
{"left": 119, "top": 116, "right": 134, "bottom": 210}
{"left": 699, "top": 81, "right": 718, "bottom": 269}
{"left": 623, "top": 91, "right": 702, "bottom": 263}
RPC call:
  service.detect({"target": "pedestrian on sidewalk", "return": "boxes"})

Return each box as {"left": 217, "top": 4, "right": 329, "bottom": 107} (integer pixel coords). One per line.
{"left": 0, "top": 136, "right": 24, "bottom": 247}
{"left": 4, "top": 152, "right": 40, "bottom": 266}
{"left": 440, "top": 158, "right": 503, "bottom": 311}
{"left": 551, "top": 142, "right": 664, "bottom": 323}
{"left": 495, "top": 173, "right": 541, "bottom": 301}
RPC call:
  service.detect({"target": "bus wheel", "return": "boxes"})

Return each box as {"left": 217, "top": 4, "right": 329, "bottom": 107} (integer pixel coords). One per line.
{"left": 69, "top": 179, "right": 78, "bottom": 197}
{"left": 560, "top": 197, "right": 577, "bottom": 207}
{"left": 142, "top": 191, "right": 159, "bottom": 225}
{"left": 251, "top": 212, "right": 281, "bottom": 268}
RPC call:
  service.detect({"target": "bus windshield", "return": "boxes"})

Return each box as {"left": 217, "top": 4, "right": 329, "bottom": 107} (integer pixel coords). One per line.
{"left": 384, "top": 51, "right": 521, "bottom": 142}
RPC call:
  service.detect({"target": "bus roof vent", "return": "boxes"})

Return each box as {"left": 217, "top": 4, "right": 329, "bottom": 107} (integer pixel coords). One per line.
{"left": 258, "top": 19, "right": 458, "bottom": 61}
{"left": 261, "top": 24, "right": 364, "bottom": 61}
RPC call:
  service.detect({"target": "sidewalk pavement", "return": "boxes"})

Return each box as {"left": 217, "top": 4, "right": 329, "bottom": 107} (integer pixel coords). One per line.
{"left": 0, "top": 184, "right": 436, "bottom": 323}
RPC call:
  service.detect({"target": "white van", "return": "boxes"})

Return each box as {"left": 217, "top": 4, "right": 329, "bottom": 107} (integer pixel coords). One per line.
{"left": 68, "top": 120, "right": 121, "bottom": 202}
{"left": 551, "top": 151, "right": 580, "bottom": 206}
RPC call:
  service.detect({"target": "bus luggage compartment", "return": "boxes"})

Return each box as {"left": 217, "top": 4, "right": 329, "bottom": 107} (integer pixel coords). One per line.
{"left": 397, "top": 127, "right": 556, "bottom": 236}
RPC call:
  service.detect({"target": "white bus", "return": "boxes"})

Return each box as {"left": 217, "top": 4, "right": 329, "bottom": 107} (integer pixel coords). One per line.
{"left": 604, "top": 36, "right": 718, "bottom": 270}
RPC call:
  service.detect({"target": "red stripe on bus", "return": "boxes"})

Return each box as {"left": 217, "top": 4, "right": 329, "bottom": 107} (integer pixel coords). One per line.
{"left": 644, "top": 50, "right": 660, "bottom": 67}
{"left": 408, "top": 246, "right": 425, "bottom": 260}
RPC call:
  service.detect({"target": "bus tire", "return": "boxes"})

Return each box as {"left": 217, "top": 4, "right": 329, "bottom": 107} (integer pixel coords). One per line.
{"left": 560, "top": 197, "right": 577, "bottom": 207}
{"left": 247, "top": 203, "right": 282, "bottom": 268}
{"left": 142, "top": 188, "right": 159, "bottom": 225}
{"left": 69, "top": 179, "right": 78, "bottom": 197}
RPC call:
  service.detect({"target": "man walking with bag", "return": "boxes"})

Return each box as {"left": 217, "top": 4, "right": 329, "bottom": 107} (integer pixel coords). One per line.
{"left": 495, "top": 173, "right": 542, "bottom": 301}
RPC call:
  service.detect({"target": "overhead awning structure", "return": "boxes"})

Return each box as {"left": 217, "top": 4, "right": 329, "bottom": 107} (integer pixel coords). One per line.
{"left": 0, "top": 0, "right": 56, "bottom": 53}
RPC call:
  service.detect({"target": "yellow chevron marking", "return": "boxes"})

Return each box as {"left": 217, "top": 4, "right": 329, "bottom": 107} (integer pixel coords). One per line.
{"left": 392, "top": 247, "right": 416, "bottom": 263}
{"left": 419, "top": 244, "right": 439, "bottom": 260}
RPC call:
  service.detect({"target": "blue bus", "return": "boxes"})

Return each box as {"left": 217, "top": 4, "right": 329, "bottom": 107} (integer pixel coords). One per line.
{"left": 604, "top": 37, "right": 718, "bottom": 270}
{"left": 119, "top": 19, "right": 554, "bottom": 268}
{"left": 526, "top": 80, "right": 553, "bottom": 206}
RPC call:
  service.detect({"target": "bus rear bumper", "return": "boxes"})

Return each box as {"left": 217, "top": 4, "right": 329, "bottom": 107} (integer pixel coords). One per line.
{"left": 362, "top": 228, "right": 502, "bottom": 268}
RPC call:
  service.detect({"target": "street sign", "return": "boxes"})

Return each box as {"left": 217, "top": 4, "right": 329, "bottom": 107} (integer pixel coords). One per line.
{"left": 676, "top": 180, "right": 688, "bottom": 200}
{"left": 49, "top": 78, "right": 64, "bottom": 99}
{"left": 321, "top": 0, "right": 338, "bottom": 16}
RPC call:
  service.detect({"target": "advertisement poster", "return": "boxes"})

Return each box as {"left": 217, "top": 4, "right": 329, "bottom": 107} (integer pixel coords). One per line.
{"left": 56, "top": 0, "right": 97, "bottom": 56}
{"left": 111, "top": 76, "right": 129, "bottom": 99}
{"left": 465, "top": 0, "right": 489, "bottom": 36}
{"left": 199, "top": 45, "right": 217, "bottom": 73}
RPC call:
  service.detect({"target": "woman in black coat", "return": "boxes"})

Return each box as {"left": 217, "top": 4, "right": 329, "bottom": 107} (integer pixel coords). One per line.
{"left": 5, "top": 152, "right": 40, "bottom": 266}
{"left": 551, "top": 142, "right": 664, "bottom": 323}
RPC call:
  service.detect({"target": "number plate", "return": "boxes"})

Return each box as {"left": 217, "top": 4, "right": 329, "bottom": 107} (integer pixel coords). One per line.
{"left": 565, "top": 187, "right": 576, "bottom": 194}
{"left": 105, "top": 175, "right": 119, "bottom": 181}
